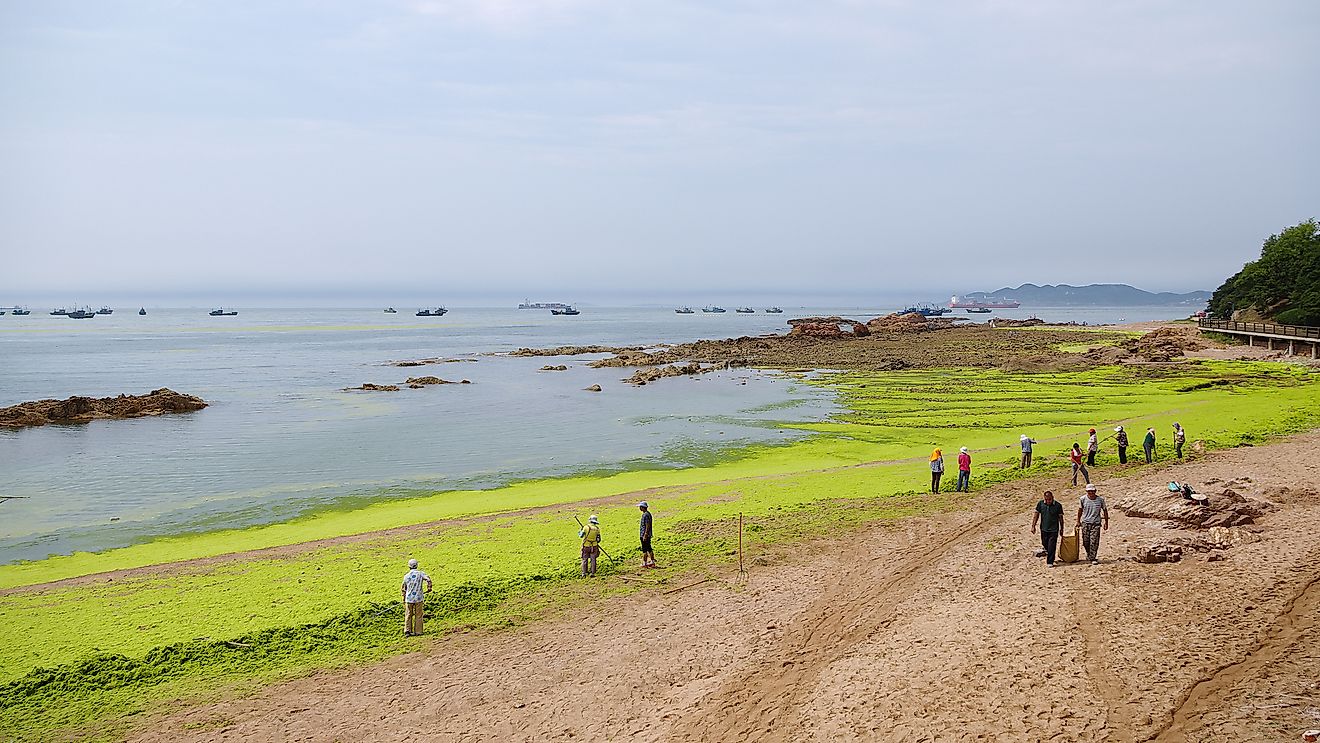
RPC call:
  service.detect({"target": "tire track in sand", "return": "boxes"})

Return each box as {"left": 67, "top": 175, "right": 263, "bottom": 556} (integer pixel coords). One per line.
{"left": 1150, "top": 569, "right": 1320, "bottom": 743}
{"left": 668, "top": 508, "right": 1017, "bottom": 742}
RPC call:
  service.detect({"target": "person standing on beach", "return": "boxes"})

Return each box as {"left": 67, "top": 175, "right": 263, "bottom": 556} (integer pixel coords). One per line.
{"left": 400, "top": 558, "right": 432, "bottom": 637}
{"left": 956, "top": 447, "right": 972, "bottom": 492}
{"left": 579, "top": 515, "right": 602, "bottom": 577}
{"left": 1020, "top": 435, "right": 1037, "bottom": 469}
{"left": 1173, "top": 423, "right": 1186, "bottom": 458}
{"left": 1076, "top": 484, "right": 1109, "bottom": 565}
{"left": 1070, "top": 443, "right": 1091, "bottom": 486}
{"left": 1031, "top": 490, "right": 1065, "bottom": 567}
{"left": 1115, "top": 426, "right": 1129, "bottom": 464}
{"left": 929, "top": 448, "right": 945, "bottom": 493}
{"left": 1143, "top": 427, "right": 1157, "bottom": 463}
{"left": 1087, "top": 429, "right": 1098, "bottom": 467}
{"left": 638, "top": 501, "right": 657, "bottom": 568}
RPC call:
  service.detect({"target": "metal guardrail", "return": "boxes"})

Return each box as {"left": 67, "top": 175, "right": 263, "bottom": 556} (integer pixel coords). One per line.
{"left": 1198, "top": 317, "right": 1320, "bottom": 340}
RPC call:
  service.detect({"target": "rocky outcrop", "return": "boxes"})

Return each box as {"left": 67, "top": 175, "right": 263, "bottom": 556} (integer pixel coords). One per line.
{"left": 1134, "top": 527, "right": 1259, "bottom": 563}
{"left": 391, "top": 358, "right": 477, "bottom": 367}
{"left": 787, "top": 317, "right": 870, "bottom": 338}
{"left": 540, "top": 365, "right": 569, "bottom": 371}
{"left": 584, "top": 384, "right": 602, "bottom": 392}
{"left": 404, "top": 376, "right": 453, "bottom": 385}
{"left": 625, "top": 362, "right": 711, "bottom": 385}
{"left": 509, "top": 345, "right": 640, "bottom": 357}
{"left": 1114, "top": 487, "right": 1274, "bottom": 529}
{"left": 345, "top": 383, "right": 401, "bottom": 392}
{"left": 0, "top": 389, "right": 207, "bottom": 428}
{"left": 1123, "top": 326, "right": 1205, "bottom": 362}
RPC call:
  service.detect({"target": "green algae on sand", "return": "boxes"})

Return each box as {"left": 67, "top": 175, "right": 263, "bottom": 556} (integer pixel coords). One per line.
{"left": 2, "top": 360, "right": 1317, "bottom": 740}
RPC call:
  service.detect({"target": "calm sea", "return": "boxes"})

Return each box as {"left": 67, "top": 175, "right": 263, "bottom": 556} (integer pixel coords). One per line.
{"left": 0, "top": 304, "right": 1188, "bottom": 563}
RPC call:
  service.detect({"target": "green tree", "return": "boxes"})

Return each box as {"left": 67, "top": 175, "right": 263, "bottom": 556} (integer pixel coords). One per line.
{"left": 1208, "top": 219, "right": 1320, "bottom": 325}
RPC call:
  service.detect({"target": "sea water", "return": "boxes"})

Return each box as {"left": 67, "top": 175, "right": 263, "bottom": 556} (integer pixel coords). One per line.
{"left": 0, "top": 304, "right": 1188, "bottom": 563}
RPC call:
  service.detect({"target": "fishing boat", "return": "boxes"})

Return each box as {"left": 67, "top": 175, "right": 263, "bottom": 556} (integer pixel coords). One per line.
{"left": 67, "top": 308, "right": 95, "bottom": 319}
{"left": 764, "top": 307, "right": 783, "bottom": 313}
{"left": 12, "top": 307, "right": 30, "bottom": 315}
{"left": 674, "top": 307, "right": 694, "bottom": 314}
{"left": 0, "top": 310, "right": 6, "bottom": 316}
{"left": 964, "top": 307, "right": 992, "bottom": 314}
{"left": 138, "top": 308, "right": 147, "bottom": 315}
{"left": 416, "top": 307, "right": 448, "bottom": 317}
{"left": 50, "top": 307, "right": 69, "bottom": 316}
{"left": 701, "top": 306, "right": 726, "bottom": 313}
{"left": 550, "top": 306, "right": 580, "bottom": 315}
{"left": 901, "top": 305, "right": 950, "bottom": 317}
{"left": 384, "top": 307, "right": 397, "bottom": 313}
{"left": 518, "top": 300, "right": 571, "bottom": 310}
{"left": 209, "top": 308, "right": 238, "bottom": 316}
{"left": 96, "top": 306, "right": 114, "bottom": 315}
{"left": 735, "top": 307, "right": 755, "bottom": 313}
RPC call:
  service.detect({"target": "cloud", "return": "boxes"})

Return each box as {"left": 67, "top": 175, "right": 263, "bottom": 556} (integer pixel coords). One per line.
{"left": 404, "top": 0, "right": 599, "bottom": 31}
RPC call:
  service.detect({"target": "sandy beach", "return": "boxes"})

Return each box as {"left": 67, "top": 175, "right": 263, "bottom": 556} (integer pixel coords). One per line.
{"left": 127, "top": 429, "right": 1320, "bottom": 743}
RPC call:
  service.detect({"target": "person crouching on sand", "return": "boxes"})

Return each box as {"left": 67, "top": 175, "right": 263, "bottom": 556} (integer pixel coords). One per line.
{"left": 956, "top": 447, "right": 972, "bottom": 492}
{"left": 929, "top": 448, "right": 944, "bottom": 493}
{"left": 1070, "top": 443, "right": 1091, "bottom": 486}
{"left": 579, "top": 514, "right": 602, "bottom": 577}
{"left": 638, "top": 501, "right": 657, "bottom": 568}
{"left": 1032, "top": 490, "right": 1064, "bottom": 567}
{"left": 1077, "top": 484, "right": 1109, "bottom": 565}
{"left": 401, "top": 558, "right": 432, "bottom": 637}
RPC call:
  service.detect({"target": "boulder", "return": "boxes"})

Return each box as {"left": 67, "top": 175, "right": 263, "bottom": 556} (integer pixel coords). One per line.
{"left": 346, "top": 383, "right": 400, "bottom": 392}
{"left": 404, "top": 376, "right": 451, "bottom": 385}
{"left": 584, "top": 384, "right": 602, "bottom": 392}
{"left": 0, "top": 389, "right": 208, "bottom": 429}
{"left": 539, "top": 365, "right": 568, "bottom": 371}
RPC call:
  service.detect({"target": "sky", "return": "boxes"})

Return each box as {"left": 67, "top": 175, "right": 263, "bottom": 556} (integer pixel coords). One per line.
{"left": 1, "top": 0, "right": 1317, "bottom": 304}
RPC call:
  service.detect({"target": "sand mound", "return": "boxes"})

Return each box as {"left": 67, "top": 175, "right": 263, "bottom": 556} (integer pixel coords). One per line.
{"left": 0, "top": 389, "right": 207, "bottom": 429}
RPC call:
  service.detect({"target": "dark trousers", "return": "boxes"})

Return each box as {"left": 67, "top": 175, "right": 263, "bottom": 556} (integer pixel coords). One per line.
{"left": 1086, "top": 450, "right": 1096, "bottom": 466}
{"left": 1175, "top": 442, "right": 1184, "bottom": 458}
{"left": 1144, "top": 444, "right": 1154, "bottom": 463}
{"left": 1118, "top": 446, "right": 1127, "bottom": 464}
{"left": 956, "top": 470, "right": 970, "bottom": 492}
{"left": 1072, "top": 462, "right": 1090, "bottom": 485}
{"left": 931, "top": 471, "right": 942, "bottom": 493}
{"left": 1040, "top": 530, "right": 1059, "bottom": 565}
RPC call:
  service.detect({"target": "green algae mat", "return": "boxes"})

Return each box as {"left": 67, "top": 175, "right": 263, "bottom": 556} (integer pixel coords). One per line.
{"left": 2, "top": 360, "right": 1317, "bottom": 741}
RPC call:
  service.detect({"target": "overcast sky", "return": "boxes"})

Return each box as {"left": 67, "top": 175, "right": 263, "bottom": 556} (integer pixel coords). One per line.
{"left": 1, "top": 0, "right": 1316, "bottom": 303}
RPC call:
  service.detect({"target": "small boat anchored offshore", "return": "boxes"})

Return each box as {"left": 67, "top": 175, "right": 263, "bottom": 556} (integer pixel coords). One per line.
{"left": 50, "top": 307, "right": 69, "bottom": 316}
{"left": 764, "top": 307, "right": 783, "bottom": 313}
{"left": 735, "top": 307, "right": 755, "bottom": 313}
{"left": 384, "top": 307, "right": 398, "bottom": 313}
{"left": 67, "top": 308, "right": 96, "bottom": 319}
{"left": 12, "top": 307, "right": 31, "bottom": 315}
{"left": 551, "top": 306, "right": 581, "bottom": 315}
{"left": 674, "top": 307, "right": 695, "bottom": 314}
{"left": 209, "top": 308, "right": 238, "bottom": 316}
{"left": 416, "top": 308, "right": 448, "bottom": 317}
{"left": 96, "top": 306, "right": 114, "bottom": 315}
{"left": 702, "top": 306, "right": 726, "bottom": 313}
{"left": 138, "top": 308, "right": 147, "bottom": 315}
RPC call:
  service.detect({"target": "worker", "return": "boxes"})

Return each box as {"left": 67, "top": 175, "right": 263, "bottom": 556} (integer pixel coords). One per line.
{"left": 1069, "top": 443, "right": 1091, "bottom": 486}
{"left": 400, "top": 558, "right": 433, "bottom": 637}
{"left": 1020, "top": 434, "right": 1038, "bottom": 469}
{"left": 579, "top": 514, "right": 602, "bottom": 577}
{"left": 1143, "top": 427, "right": 1157, "bottom": 463}
{"left": 1031, "top": 490, "right": 1065, "bottom": 567}
{"left": 929, "top": 447, "right": 944, "bottom": 493}
{"left": 1086, "top": 428, "right": 1098, "bottom": 467}
{"left": 1076, "top": 484, "right": 1110, "bottom": 565}
{"left": 955, "top": 446, "right": 972, "bottom": 492}
{"left": 638, "top": 501, "right": 657, "bottom": 568}
{"left": 1114, "top": 426, "right": 1129, "bottom": 464}
{"left": 1173, "top": 423, "right": 1186, "bottom": 459}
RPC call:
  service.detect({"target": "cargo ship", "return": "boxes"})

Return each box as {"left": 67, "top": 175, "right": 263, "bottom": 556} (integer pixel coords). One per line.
{"left": 947, "top": 295, "right": 1020, "bottom": 309}
{"left": 518, "top": 300, "right": 572, "bottom": 310}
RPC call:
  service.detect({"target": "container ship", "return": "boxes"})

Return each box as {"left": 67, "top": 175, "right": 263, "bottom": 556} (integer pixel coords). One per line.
{"left": 518, "top": 300, "right": 572, "bottom": 310}
{"left": 947, "top": 295, "right": 1020, "bottom": 309}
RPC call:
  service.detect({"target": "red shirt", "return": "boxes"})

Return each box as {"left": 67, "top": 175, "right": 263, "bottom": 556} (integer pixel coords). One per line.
{"left": 958, "top": 452, "right": 971, "bottom": 471}
{"left": 1070, "top": 449, "right": 1083, "bottom": 465}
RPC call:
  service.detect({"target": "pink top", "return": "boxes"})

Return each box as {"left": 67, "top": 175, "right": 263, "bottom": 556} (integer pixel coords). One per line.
{"left": 958, "top": 452, "right": 971, "bottom": 471}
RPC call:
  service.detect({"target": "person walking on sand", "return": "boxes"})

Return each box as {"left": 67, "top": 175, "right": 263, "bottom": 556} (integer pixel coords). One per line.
{"left": 1031, "top": 490, "right": 1065, "bottom": 567}
{"left": 1020, "top": 435, "right": 1038, "bottom": 469}
{"left": 638, "top": 501, "right": 658, "bottom": 568}
{"left": 1115, "top": 426, "right": 1129, "bottom": 464}
{"left": 1173, "top": 423, "right": 1186, "bottom": 459}
{"left": 1070, "top": 443, "right": 1091, "bottom": 486}
{"left": 1087, "top": 428, "right": 1098, "bottom": 467}
{"left": 579, "top": 514, "right": 602, "bottom": 577}
{"left": 401, "top": 558, "right": 432, "bottom": 637}
{"left": 1143, "top": 427, "right": 1157, "bottom": 463}
{"left": 929, "top": 448, "right": 945, "bottom": 493}
{"left": 1076, "top": 484, "right": 1109, "bottom": 565}
{"left": 956, "top": 447, "right": 972, "bottom": 492}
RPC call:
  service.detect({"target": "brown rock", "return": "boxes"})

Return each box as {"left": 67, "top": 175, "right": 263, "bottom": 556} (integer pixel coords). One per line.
{"left": 404, "top": 376, "right": 451, "bottom": 385}
{"left": 0, "top": 388, "right": 208, "bottom": 429}
{"left": 346, "top": 383, "right": 401, "bottom": 392}
{"left": 584, "top": 384, "right": 602, "bottom": 392}
{"left": 539, "top": 365, "right": 568, "bottom": 371}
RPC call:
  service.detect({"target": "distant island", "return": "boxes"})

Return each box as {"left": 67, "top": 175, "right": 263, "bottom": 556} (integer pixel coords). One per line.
{"left": 963, "top": 283, "right": 1210, "bottom": 307}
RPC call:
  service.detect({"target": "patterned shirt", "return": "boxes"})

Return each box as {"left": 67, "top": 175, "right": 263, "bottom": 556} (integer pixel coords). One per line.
{"left": 401, "top": 568, "right": 430, "bottom": 603}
